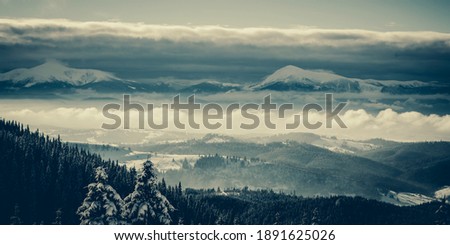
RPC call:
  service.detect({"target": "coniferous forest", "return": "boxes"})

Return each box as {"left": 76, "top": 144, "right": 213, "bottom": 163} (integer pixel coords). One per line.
{"left": 0, "top": 119, "right": 449, "bottom": 225}
{"left": 0, "top": 119, "right": 135, "bottom": 224}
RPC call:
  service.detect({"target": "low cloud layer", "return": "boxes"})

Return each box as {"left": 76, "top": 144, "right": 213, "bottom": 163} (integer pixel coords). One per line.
{"left": 1, "top": 18, "right": 450, "bottom": 47}
{"left": 2, "top": 105, "right": 450, "bottom": 142}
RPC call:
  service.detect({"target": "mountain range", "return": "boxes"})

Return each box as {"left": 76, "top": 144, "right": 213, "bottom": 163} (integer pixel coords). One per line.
{"left": 71, "top": 130, "right": 448, "bottom": 202}
{"left": 0, "top": 61, "right": 448, "bottom": 95}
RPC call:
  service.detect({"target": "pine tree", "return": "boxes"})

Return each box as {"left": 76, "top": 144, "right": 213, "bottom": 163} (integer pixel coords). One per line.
{"left": 9, "top": 204, "right": 22, "bottom": 225}
{"left": 77, "top": 167, "right": 124, "bottom": 225}
{"left": 160, "top": 178, "right": 167, "bottom": 195}
{"left": 123, "top": 160, "right": 174, "bottom": 225}
{"left": 178, "top": 217, "right": 184, "bottom": 225}
{"left": 53, "top": 208, "right": 62, "bottom": 225}
{"left": 274, "top": 212, "right": 280, "bottom": 225}
{"left": 182, "top": 158, "right": 190, "bottom": 170}
{"left": 311, "top": 207, "right": 320, "bottom": 225}
{"left": 177, "top": 182, "right": 183, "bottom": 196}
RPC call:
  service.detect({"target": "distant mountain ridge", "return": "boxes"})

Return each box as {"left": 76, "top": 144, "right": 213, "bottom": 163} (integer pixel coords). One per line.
{"left": 251, "top": 65, "right": 448, "bottom": 94}
{"left": 251, "top": 65, "right": 361, "bottom": 92}
{"left": 1, "top": 62, "right": 448, "bottom": 95}
{"left": 0, "top": 60, "right": 177, "bottom": 94}
{"left": 0, "top": 60, "right": 119, "bottom": 86}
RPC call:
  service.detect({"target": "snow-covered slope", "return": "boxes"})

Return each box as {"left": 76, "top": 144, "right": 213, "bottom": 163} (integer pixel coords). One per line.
{"left": 251, "top": 65, "right": 438, "bottom": 93}
{"left": 435, "top": 186, "right": 450, "bottom": 199}
{"left": 381, "top": 190, "right": 435, "bottom": 206}
{"left": 315, "top": 137, "right": 381, "bottom": 154}
{"left": 0, "top": 60, "right": 120, "bottom": 87}
{"left": 251, "top": 65, "right": 360, "bottom": 92}
{"left": 260, "top": 65, "right": 345, "bottom": 85}
{"left": 250, "top": 132, "right": 382, "bottom": 154}
{"left": 201, "top": 134, "right": 236, "bottom": 143}
{"left": 381, "top": 186, "right": 450, "bottom": 206}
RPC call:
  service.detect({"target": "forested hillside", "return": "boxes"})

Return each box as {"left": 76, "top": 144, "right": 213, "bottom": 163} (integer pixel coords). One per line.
{"left": 163, "top": 187, "right": 449, "bottom": 225}
{"left": 0, "top": 119, "right": 135, "bottom": 224}
{"left": 0, "top": 119, "right": 448, "bottom": 225}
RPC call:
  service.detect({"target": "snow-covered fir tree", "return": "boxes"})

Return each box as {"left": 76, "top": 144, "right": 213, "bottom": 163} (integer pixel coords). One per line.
{"left": 435, "top": 198, "right": 450, "bottom": 225}
{"left": 77, "top": 167, "right": 124, "bottom": 225}
{"left": 123, "top": 160, "right": 174, "bottom": 225}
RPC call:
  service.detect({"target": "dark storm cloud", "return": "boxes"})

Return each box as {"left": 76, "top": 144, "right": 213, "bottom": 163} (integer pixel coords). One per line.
{"left": 0, "top": 18, "right": 449, "bottom": 83}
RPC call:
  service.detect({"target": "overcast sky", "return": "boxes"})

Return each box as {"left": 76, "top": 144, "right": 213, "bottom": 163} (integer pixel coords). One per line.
{"left": 1, "top": 0, "right": 449, "bottom": 31}
{"left": 0, "top": 1, "right": 449, "bottom": 83}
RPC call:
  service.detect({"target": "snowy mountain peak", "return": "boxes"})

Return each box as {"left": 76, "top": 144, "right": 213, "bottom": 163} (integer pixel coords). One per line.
{"left": 262, "top": 65, "right": 345, "bottom": 85}
{"left": 250, "top": 65, "right": 359, "bottom": 92}
{"left": 252, "top": 65, "right": 438, "bottom": 93}
{"left": 35, "top": 59, "right": 68, "bottom": 70}
{"left": 0, "top": 60, "right": 120, "bottom": 87}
